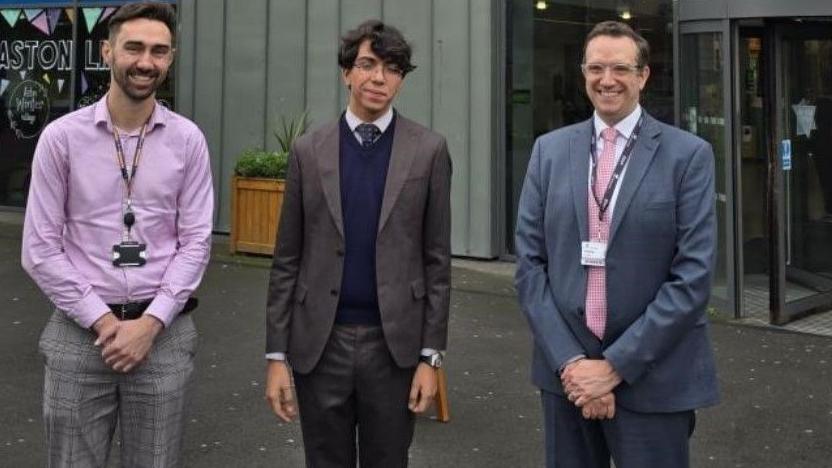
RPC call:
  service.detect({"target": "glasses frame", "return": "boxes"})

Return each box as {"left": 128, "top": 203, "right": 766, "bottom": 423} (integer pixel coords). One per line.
{"left": 580, "top": 62, "right": 644, "bottom": 77}
{"left": 352, "top": 59, "right": 404, "bottom": 78}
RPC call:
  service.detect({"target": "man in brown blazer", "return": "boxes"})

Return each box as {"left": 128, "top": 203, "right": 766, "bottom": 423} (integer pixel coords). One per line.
{"left": 264, "top": 20, "right": 452, "bottom": 468}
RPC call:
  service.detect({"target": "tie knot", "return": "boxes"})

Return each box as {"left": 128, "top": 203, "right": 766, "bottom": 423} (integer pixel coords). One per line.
{"left": 601, "top": 127, "right": 617, "bottom": 143}
{"left": 356, "top": 123, "right": 381, "bottom": 147}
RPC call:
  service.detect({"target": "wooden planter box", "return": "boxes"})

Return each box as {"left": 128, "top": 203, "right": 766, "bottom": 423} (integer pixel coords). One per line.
{"left": 230, "top": 176, "right": 285, "bottom": 255}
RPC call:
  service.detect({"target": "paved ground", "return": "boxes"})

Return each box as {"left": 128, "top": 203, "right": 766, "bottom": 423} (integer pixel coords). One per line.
{"left": 1, "top": 214, "right": 831, "bottom": 467}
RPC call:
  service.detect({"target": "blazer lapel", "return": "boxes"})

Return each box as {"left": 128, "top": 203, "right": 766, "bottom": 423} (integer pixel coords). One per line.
{"left": 570, "top": 119, "right": 593, "bottom": 242}
{"left": 607, "top": 113, "right": 661, "bottom": 245}
{"left": 377, "top": 114, "right": 417, "bottom": 234}
{"left": 316, "top": 121, "right": 344, "bottom": 238}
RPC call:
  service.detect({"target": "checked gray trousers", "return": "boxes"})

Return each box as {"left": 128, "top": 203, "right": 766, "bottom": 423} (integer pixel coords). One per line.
{"left": 39, "top": 310, "right": 198, "bottom": 468}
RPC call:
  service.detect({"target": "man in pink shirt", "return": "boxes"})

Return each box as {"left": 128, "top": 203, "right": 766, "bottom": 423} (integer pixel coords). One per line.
{"left": 21, "top": 3, "right": 213, "bottom": 467}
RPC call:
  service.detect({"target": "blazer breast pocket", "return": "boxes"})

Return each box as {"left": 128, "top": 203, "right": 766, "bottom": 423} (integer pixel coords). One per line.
{"left": 637, "top": 201, "right": 676, "bottom": 238}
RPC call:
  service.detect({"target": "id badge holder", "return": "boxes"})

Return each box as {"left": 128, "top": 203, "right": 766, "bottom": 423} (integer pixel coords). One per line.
{"left": 581, "top": 241, "right": 606, "bottom": 267}
{"left": 113, "top": 241, "right": 147, "bottom": 267}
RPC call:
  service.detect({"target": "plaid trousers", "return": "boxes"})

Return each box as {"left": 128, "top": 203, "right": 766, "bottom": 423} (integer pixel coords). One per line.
{"left": 38, "top": 310, "right": 198, "bottom": 468}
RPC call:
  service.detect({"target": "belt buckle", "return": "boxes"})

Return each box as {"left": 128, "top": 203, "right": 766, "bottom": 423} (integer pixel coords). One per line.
{"left": 119, "top": 304, "right": 127, "bottom": 320}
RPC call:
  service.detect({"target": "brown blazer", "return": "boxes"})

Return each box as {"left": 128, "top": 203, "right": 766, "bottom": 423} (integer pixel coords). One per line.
{"left": 266, "top": 112, "right": 452, "bottom": 374}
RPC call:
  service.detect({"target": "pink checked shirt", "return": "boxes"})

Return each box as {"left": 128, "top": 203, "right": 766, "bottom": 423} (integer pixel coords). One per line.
{"left": 22, "top": 95, "right": 214, "bottom": 329}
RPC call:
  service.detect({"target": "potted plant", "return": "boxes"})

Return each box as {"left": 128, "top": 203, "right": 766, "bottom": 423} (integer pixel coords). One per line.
{"left": 230, "top": 113, "right": 307, "bottom": 255}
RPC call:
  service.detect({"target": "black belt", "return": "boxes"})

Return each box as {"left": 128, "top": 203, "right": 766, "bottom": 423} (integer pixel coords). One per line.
{"left": 107, "top": 297, "right": 198, "bottom": 321}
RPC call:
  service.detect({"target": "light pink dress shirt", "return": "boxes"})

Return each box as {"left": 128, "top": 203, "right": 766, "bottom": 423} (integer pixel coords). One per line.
{"left": 21, "top": 95, "right": 214, "bottom": 329}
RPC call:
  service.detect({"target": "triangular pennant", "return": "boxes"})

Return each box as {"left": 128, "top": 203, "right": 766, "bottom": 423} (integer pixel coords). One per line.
{"left": 1, "top": 9, "right": 21, "bottom": 28}
{"left": 57, "top": 79, "right": 66, "bottom": 94}
{"left": 42, "top": 74, "right": 51, "bottom": 85}
{"left": 82, "top": 8, "right": 103, "bottom": 34}
{"left": 64, "top": 8, "right": 75, "bottom": 25}
{"left": 100, "top": 7, "right": 118, "bottom": 23}
{"left": 81, "top": 73, "right": 88, "bottom": 94}
{"left": 0, "top": 79, "right": 9, "bottom": 97}
{"left": 20, "top": 71, "right": 27, "bottom": 80}
{"left": 47, "top": 8, "right": 62, "bottom": 35}
{"left": 24, "top": 9, "right": 43, "bottom": 22}
{"left": 30, "top": 12, "right": 49, "bottom": 35}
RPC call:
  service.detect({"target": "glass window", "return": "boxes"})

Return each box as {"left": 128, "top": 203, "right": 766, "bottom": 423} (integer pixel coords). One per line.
{"left": 0, "top": 2, "right": 176, "bottom": 208}
{"left": 506, "top": 0, "right": 675, "bottom": 252}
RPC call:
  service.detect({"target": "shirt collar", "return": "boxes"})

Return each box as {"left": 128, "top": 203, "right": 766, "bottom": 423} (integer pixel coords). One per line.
{"left": 345, "top": 106, "right": 394, "bottom": 134}
{"left": 93, "top": 94, "right": 168, "bottom": 134}
{"left": 593, "top": 104, "right": 642, "bottom": 141}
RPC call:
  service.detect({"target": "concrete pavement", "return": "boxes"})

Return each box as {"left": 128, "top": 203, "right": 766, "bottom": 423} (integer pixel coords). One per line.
{"left": 1, "top": 215, "right": 831, "bottom": 467}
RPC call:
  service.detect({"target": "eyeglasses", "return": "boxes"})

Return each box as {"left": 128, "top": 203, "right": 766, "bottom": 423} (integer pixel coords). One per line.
{"left": 581, "top": 63, "right": 643, "bottom": 77}
{"left": 353, "top": 59, "right": 403, "bottom": 77}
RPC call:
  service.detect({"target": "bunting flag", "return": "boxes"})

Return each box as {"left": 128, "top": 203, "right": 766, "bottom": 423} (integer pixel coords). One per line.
{"left": 1, "top": 9, "right": 21, "bottom": 28}
{"left": 31, "top": 11, "right": 49, "bottom": 35}
{"left": 43, "top": 74, "right": 51, "bottom": 85}
{"left": 57, "top": 79, "right": 66, "bottom": 94}
{"left": 0, "top": 79, "right": 9, "bottom": 98}
{"left": 24, "top": 9, "right": 43, "bottom": 22}
{"left": 64, "top": 8, "right": 75, "bottom": 25}
{"left": 100, "top": 7, "right": 118, "bottom": 23}
{"left": 82, "top": 8, "right": 103, "bottom": 34}
{"left": 81, "top": 73, "right": 88, "bottom": 94}
{"left": 47, "top": 8, "right": 62, "bottom": 35}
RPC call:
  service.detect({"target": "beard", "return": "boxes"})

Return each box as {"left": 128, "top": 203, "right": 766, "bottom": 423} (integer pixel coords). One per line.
{"left": 111, "top": 62, "right": 167, "bottom": 102}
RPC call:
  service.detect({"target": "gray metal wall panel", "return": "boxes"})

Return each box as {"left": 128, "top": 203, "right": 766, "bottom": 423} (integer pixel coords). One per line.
{"left": 266, "top": 0, "right": 307, "bottom": 152}
{"left": 306, "top": 0, "right": 341, "bottom": 130}
{"left": 175, "top": 0, "right": 196, "bottom": 118}
{"left": 220, "top": 1, "right": 268, "bottom": 230}
{"left": 384, "top": 0, "right": 432, "bottom": 128}
{"left": 191, "top": 0, "right": 225, "bottom": 228}
{"left": 433, "top": 0, "right": 471, "bottom": 255}
{"left": 680, "top": 0, "right": 832, "bottom": 21}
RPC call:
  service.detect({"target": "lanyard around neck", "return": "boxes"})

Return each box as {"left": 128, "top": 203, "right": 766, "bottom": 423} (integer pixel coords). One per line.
{"left": 112, "top": 123, "right": 148, "bottom": 200}
{"left": 589, "top": 114, "right": 644, "bottom": 221}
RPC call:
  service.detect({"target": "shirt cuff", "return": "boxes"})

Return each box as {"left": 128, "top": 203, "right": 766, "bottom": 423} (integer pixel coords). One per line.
{"left": 266, "top": 352, "right": 287, "bottom": 361}
{"left": 421, "top": 348, "right": 443, "bottom": 357}
{"left": 145, "top": 294, "right": 179, "bottom": 328}
{"left": 71, "top": 292, "right": 111, "bottom": 329}
{"left": 559, "top": 354, "right": 586, "bottom": 374}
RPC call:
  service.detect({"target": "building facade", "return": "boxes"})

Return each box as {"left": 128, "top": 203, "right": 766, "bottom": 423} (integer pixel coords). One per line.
{"left": 3, "top": 1, "right": 832, "bottom": 324}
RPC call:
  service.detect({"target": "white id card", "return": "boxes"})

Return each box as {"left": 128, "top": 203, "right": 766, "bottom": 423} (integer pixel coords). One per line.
{"left": 581, "top": 241, "right": 607, "bottom": 267}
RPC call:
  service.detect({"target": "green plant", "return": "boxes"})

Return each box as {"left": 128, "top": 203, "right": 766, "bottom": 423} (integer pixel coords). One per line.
{"left": 274, "top": 112, "right": 309, "bottom": 153}
{"left": 233, "top": 149, "right": 288, "bottom": 179}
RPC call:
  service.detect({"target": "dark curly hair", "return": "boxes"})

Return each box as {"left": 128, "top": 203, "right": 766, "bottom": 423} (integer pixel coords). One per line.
{"left": 338, "top": 20, "right": 415, "bottom": 76}
{"left": 108, "top": 2, "right": 176, "bottom": 42}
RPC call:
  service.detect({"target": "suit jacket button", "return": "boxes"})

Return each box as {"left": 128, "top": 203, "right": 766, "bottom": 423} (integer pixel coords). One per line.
{"left": 330, "top": 289, "right": 339, "bottom": 296}
{"left": 336, "top": 249, "right": 345, "bottom": 257}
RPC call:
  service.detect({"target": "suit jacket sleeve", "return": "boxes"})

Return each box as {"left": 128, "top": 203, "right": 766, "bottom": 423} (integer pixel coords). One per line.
{"left": 265, "top": 141, "right": 304, "bottom": 354}
{"left": 603, "top": 140, "right": 716, "bottom": 384}
{"left": 515, "top": 137, "right": 585, "bottom": 372}
{"left": 421, "top": 138, "right": 452, "bottom": 351}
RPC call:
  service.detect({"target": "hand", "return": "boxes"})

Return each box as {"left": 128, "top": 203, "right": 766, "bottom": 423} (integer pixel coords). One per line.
{"left": 100, "top": 315, "right": 163, "bottom": 373}
{"left": 580, "top": 392, "right": 616, "bottom": 420}
{"left": 265, "top": 360, "right": 297, "bottom": 422}
{"left": 408, "top": 363, "right": 438, "bottom": 414}
{"left": 561, "top": 359, "right": 622, "bottom": 407}
{"left": 92, "top": 312, "right": 120, "bottom": 347}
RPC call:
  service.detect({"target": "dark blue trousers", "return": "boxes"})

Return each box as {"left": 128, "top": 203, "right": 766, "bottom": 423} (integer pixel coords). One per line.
{"left": 541, "top": 390, "right": 695, "bottom": 468}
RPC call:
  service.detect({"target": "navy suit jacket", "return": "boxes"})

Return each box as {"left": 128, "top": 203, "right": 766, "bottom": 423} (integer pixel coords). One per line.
{"left": 514, "top": 112, "right": 720, "bottom": 413}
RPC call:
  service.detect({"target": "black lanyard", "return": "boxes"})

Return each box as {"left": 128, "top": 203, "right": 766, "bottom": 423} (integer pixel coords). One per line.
{"left": 112, "top": 124, "right": 148, "bottom": 200}
{"left": 589, "top": 114, "right": 644, "bottom": 221}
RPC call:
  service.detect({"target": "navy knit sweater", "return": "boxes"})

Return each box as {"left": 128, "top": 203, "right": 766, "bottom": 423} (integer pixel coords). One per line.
{"left": 335, "top": 114, "right": 396, "bottom": 324}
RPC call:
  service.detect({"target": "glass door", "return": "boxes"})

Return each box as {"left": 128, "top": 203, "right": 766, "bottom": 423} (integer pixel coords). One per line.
{"left": 770, "top": 21, "right": 832, "bottom": 324}
{"left": 678, "top": 20, "right": 735, "bottom": 316}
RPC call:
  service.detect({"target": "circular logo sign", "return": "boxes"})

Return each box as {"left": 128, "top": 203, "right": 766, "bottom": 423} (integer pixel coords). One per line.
{"left": 7, "top": 80, "right": 51, "bottom": 139}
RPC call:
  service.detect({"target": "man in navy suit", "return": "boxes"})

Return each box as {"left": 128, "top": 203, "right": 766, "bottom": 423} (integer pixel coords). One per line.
{"left": 514, "top": 21, "right": 719, "bottom": 467}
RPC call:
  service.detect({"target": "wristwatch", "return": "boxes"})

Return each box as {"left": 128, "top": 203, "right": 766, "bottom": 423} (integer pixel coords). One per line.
{"left": 419, "top": 352, "right": 443, "bottom": 368}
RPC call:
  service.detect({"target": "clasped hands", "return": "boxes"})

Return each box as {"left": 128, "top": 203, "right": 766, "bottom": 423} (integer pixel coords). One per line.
{"left": 92, "top": 312, "right": 163, "bottom": 373}
{"left": 561, "top": 358, "right": 622, "bottom": 420}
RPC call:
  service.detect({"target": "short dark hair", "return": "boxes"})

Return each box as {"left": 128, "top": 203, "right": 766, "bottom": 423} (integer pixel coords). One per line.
{"left": 338, "top": 20, "right": 415, "bottom": 76}
{"left": 583, "top": 21, "right": 650, "bottom": 68}
{"left": 108, "top": 2, "right": 176, "bottom": 43}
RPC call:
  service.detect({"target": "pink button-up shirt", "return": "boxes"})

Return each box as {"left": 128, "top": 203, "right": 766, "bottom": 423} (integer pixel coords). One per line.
{"left": 21, "top": 96, "right": 214, "bottom": 328}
